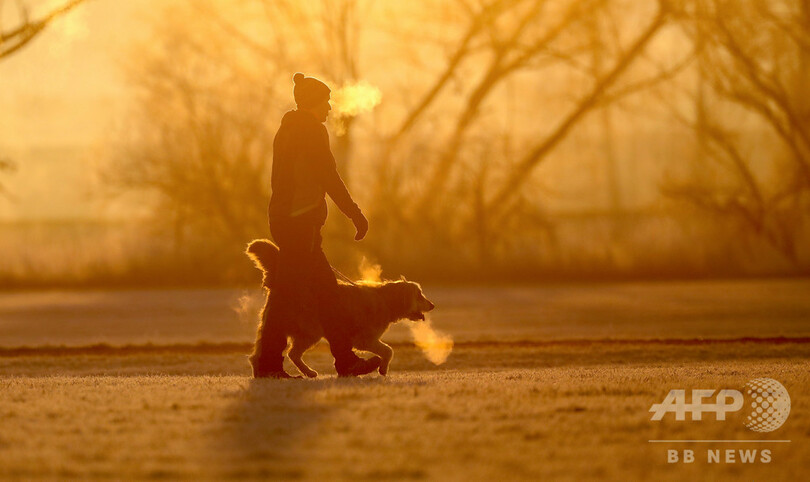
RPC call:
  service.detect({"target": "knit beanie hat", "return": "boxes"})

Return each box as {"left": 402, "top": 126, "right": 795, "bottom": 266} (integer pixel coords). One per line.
{"left": 293, "top": 73, "right": 331, "bottom": 108}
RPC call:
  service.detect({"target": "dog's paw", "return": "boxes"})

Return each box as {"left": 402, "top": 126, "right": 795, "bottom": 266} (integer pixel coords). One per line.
{"left": 379, "top": 366, "right": 388, "bottom": 376}
{"left": 304, "top": 369, "right": 319, "bottom": 378}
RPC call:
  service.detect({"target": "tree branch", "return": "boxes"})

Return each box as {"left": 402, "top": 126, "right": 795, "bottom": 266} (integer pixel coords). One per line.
{"left": 0, "top": 0, "right": 85, "bottom": 59}
{"left": 415, "top": 0, "right": 588, "bottom": 214}
{"left": 486, "top": 1, "right": 669, "bottom": 214}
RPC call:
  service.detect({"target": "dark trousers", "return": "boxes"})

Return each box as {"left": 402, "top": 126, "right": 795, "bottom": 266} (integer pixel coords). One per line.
{"left": 251, "top": 211, "right": 359, "bottom": 373}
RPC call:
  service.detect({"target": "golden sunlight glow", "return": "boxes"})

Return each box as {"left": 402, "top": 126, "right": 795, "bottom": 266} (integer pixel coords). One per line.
{"left": 2, "top": 2, "right": 808, "bottom": 478}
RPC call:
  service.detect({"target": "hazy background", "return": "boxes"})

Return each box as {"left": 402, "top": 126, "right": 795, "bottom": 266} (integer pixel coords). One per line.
{"left": 2, "top": 0, "right": 809, "bottom": 288}
{"left": 2, "top": 6, "right": 810, "bottom": 478}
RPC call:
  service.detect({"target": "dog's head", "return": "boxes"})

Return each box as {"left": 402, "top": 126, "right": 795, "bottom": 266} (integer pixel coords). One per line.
{"left": 383, "top": 277, "right": 435, "bottom": 321}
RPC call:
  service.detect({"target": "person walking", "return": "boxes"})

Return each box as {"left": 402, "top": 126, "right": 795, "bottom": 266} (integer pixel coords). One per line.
{"left": 249, "top": 73, "right": 380, "bottom": 378}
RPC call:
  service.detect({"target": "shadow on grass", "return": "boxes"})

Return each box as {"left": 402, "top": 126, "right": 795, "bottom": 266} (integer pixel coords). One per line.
{"left": 208, "top": 377, "right": 324, "bottom": 479}
{"left": 208, "top": 374, "right": 387, "bottom": 479}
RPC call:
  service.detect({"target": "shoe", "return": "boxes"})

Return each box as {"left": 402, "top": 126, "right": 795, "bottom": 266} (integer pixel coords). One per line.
{"left": 249, "top": 354, "right": 302, "bottom": 379}
{"left": 337, "top": 356, "right": 381, "bottom": 377}
{"left": 254, "top": 370, "right": 302, "bottom": 379}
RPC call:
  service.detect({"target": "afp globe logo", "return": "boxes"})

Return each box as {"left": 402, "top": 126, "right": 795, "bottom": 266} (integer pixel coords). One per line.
{"left": 744, "top": 378, "right": 791, "bottom": 432}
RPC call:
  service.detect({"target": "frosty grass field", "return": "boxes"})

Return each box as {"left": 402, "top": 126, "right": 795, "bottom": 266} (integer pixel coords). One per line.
{"left": 1, "top": 279, "right": 809, "bottom": 480}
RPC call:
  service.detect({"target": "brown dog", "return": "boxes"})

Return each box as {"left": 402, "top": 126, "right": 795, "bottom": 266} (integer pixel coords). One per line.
{"left": 246, "top": 239, "right": 435, "bottom": 377}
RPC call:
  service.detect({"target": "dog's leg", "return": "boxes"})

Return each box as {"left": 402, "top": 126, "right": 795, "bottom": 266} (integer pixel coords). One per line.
{"left": 359, "top": 339, "right": 394, "bottom": 376}
{"left": 288, "top": 337, "right": 319, "bottom": 378}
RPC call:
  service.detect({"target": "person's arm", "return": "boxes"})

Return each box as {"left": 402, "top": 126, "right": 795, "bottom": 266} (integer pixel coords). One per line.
{"left": 316, "top": 125, "right": 368, "bottom": 240}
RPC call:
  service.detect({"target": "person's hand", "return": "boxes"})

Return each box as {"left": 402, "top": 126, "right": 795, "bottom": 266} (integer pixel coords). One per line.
{"left": 352, "top": 212, "right": 369, "bottom": 241}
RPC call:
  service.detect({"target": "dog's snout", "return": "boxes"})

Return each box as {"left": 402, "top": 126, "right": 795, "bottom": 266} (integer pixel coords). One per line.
{"left": 426, "top": 301, "right": 435, "bottom": 311}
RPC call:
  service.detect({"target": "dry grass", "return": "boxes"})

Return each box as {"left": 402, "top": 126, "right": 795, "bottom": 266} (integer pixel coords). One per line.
{"left": 1, "top": 280, "right": 808, "bottom": 479}
{"left": 1, "top": 345, "right": 808, "bottom": 480}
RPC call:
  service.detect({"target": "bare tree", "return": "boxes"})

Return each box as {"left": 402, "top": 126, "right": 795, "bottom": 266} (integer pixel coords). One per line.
{"left": 119, "top": 0, "right": 809, "bottom": 278}
{"left": 111, "top": 0, "right": 370, "bottom": 254}
{"left": 111, "top": 13, "right": 275, "bottom": 247}
{"left": 1, "top": 0, "right": 88, "bottom": 196}
{"left": 193, "top": 0, "right": 365, "bottom": 182}
{"left": 368, "top": 0, "right": 685, "bottom": 266}
{"left": 665, "top": 0, "right": 810, "bottom": 264}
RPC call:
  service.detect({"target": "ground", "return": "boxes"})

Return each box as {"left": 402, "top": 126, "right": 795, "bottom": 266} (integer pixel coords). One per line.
{"left": 1, "top": 279, "right": 809, "bottom": 480}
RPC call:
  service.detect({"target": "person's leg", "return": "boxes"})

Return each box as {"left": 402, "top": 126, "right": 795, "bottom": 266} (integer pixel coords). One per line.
{"left": 309, "top": 247, "right": 357, "bottom": 369}
{"left": 249, "top": 216, "right": 312, "bottom": 378}
{"left": 309, "top": 231, "right": 380, "bottom": 376}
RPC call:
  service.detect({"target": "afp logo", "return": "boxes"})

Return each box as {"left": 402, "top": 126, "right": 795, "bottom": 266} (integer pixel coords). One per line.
{"left": 649, "top": 378, "right": 791, "bottom": 432}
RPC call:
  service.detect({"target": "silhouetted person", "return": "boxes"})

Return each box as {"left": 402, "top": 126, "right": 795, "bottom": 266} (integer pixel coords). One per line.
{"left": 249, "top": 72, "right": 379, "bottom": 378}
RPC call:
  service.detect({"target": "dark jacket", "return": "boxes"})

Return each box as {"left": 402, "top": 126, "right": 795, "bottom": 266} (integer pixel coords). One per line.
{"left": 268, "top": 109, "right": 361, "bottom": 225}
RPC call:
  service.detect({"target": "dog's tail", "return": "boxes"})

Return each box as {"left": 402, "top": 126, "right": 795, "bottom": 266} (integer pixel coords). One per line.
{"left": 246, "top": 239, "right": 279, "bottom": 288}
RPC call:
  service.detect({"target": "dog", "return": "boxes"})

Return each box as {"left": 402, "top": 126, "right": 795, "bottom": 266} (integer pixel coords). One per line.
{"left": 246, "top": 239, "right": 435, "bottom": 377}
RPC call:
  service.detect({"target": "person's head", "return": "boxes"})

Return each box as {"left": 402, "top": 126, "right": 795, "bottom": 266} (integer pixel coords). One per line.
{"left": 293, "top": 72, "right": 331, "bottom": 123}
